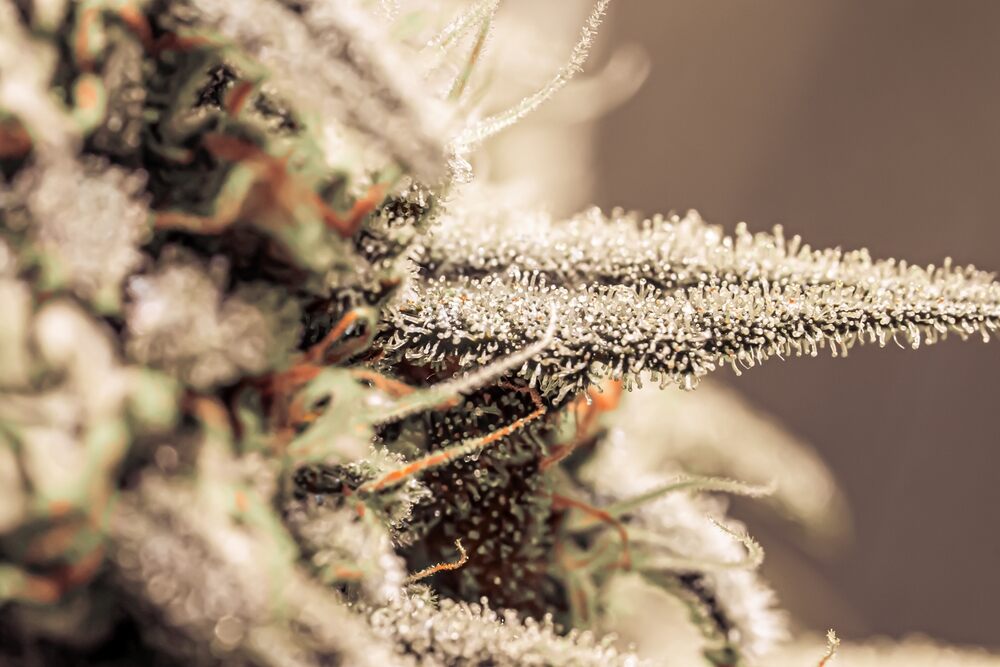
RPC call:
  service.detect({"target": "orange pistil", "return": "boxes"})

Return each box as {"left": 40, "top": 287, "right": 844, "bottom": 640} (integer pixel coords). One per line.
{"left": 304, "top": 309, "right": 362, "bottom": 364}
{"left": 201, "top": 132, "right": 269, "bottom": 163}
{"left": 74, "top": 75, "right": 101, "bottom": 110}
{"left": 153, "top": 134, "right": 295, "bottom": 234}
{"left": 407, "top": 539, "right": 469, "bottom": 583}
{"left": 359, "top": 385, "right": 545, "bottom": 495}
{"left": 234, "top": 490, "right": 249, "bottom": 514}
{"left": 275, "top": 305, "right": 370, "bottom": 390}
{"left": 551, "top": 492, "right": 631, "bottom": 571}
{"left": 21, "top": 573, "right": 61, "bottom": 604}
{"left": 348, "top": 369, "right": 416, "bottom": 398}
{"left": 74, "top": 7, "right": 100, "bottom": 70}
{"left": 0, "top": 118, "right": 31, "bottom": 159}
{"left": 53, "top": 545, "right": 105, "bottom": 592}
{"left": 155, "top": 133, "right": 379, "bottom": 240}
{"left": 186, "top": 393, "right": 232, "bottom": 432}
{"left": 16, "top": 542, "right": 107, "bottom": 604}
{"left": 46, "top": 500, "right": 73, "bottom": 519}
{"left": 24, "top": 522, "right": 85, "bottom": 564}
{"left": 364, "top": 451, "right": 452, "bottom": 494}
{"left": 152, "top": 31, "right": 215, "bottom": 55}
{"left": 223, "top": 80, "right": 256, "bottom": 117}
{"left": 541, "top": 380, "right": 622, "bottom": 470}
{"left": 331, "top": 565, "right": 364, "bottom": 581}
{"left": 116, "top": 4, "right": 154, "bottom": 50}
{"left": 263, "top": 363, "right": 323, "bottom": 399}
{"left": 321, "top": 183, "right": 386, "bottom": 238}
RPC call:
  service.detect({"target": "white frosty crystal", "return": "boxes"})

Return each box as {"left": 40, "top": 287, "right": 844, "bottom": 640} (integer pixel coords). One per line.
{"left": 125, "top": 250, "right": 301, "bottom": 389}
{"left": 21, "top": 159, "right": 150, "bottom": 309}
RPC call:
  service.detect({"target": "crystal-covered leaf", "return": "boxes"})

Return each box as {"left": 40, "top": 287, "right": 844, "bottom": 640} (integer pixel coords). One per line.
{"left": 366, "top": 587, "right": 642, "bottom": 666}
{"left": 581, "top": 424, "right": 788, "bottom": 662}
{"left": 383, "top": 209, "right": 1000, "bottom": 402}
{"left": 611, "top": 379, "right": 849, "bottom": 540}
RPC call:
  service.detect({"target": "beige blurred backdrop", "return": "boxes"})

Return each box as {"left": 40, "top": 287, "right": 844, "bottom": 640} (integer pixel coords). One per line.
{"left": 592, "top": 0, "right": 1000, "bottom": 648}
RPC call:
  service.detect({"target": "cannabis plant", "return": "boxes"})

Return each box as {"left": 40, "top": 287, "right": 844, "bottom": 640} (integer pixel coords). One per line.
{"left": 0, "top": 1, "right": 996, "bottom": 665}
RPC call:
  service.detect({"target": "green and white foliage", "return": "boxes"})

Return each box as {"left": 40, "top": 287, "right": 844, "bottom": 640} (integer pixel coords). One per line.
{"left": 386, "top": 208, "right": 1000, "bottom": 403}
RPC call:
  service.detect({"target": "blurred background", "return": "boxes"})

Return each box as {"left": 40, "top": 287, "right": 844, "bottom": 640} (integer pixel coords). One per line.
{"left": 589, "top": 0, "right": 1000, "bottom": 649}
